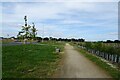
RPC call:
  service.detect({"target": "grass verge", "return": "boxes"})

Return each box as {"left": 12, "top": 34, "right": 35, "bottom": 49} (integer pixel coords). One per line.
{"left": 2, "top": 42, "right": 65, "bottom": 78}
{"left": 71, "top": 43, "right": 120, "bottom": 80}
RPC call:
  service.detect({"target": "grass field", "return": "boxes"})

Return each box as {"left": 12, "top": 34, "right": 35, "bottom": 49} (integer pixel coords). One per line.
{"left": 2, "top": 42, "right": 65, "bottom": 78}
{"left": 71, "top": 43, "right": 120, "bottom": 79}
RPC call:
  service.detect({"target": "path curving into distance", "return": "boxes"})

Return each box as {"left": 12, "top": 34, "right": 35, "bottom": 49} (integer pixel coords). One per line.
{"left": 58, "top": 43, "right": 111, "bottom": 78}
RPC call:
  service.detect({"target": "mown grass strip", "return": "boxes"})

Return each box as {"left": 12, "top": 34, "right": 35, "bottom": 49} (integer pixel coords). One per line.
{"left": 2, "top": 42, "right": 64, "bottom": 78}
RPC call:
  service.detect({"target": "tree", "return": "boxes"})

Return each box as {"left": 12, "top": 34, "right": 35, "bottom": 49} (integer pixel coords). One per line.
{"left": 21, "top": 25, "right": 31, "bottom": 38}
{"left": 17, "top": 16, "right": 37, "bottom": 40}
{"left": 30, "top": 23, "right": 37, "bottom": 40}
{"left": 106, "top": 40, "right": 113, "bottom": 43}
{"left": 114, "top": 40, "right": 120, "bottom": 43}
{"left": 17, "top": 31, "right": 24, "bottom": 39}
{"left": 43, "top": 37, "right": 49, "bottom": 41}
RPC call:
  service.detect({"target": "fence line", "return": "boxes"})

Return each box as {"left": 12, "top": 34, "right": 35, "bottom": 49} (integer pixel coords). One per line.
{"left": 78, "top": 45, "right": 120, "bottom": 63}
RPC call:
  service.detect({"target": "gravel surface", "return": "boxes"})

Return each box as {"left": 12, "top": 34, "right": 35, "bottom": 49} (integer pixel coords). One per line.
{"left": 58, "top": 43, "right": 111, "bottom": 78}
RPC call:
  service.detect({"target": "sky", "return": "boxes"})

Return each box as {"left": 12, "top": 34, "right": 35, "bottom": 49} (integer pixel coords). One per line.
{"left": 0, "top": 0, "right": 119, "bottom": 41}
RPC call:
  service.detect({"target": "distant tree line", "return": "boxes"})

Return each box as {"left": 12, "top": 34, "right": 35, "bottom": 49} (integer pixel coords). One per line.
{"left": 104, "top": 40, "right": 120, "bottom": 43}
{"left": 36, "top": 37, "right": 85, "bottom": 42}
{"left": 97, "top": 40, "right": 120, "bottom": 43}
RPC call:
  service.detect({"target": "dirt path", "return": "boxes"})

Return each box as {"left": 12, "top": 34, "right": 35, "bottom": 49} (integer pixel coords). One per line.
{"left": 58, "top": 43, "right": 111, "bottom": 78}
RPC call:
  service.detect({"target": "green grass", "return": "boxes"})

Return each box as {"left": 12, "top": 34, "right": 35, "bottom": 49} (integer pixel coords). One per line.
{"left": 2, "top": 42, "right": 65, "bottom": 78}
{"left": 39, "top": 41, "right": 65, "bottom": 51}
{"left": 71, "top": 43, "right": 120, "bottom": 80}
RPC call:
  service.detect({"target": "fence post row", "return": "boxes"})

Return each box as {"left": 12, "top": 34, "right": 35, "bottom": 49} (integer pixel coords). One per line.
{"left": 78, "top": 45, "right": 120, "bottom": 63}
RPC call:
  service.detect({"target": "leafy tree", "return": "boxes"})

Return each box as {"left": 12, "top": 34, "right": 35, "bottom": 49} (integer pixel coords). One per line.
{"left": 17, "top": 16, "right": 37, "bottom": 40}
{"left": 30, "top": 23, "right": 37, "bottom": 40}
{"left": 21, "top": 25, "right": 31, "bottom": 38}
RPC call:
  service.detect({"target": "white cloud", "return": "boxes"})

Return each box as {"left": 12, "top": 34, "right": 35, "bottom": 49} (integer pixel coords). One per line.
{"left": 2, "top": 2, "right": 67, "bottom": 23}
{"left": 108, "top": 32, "right": 118, "bottom": 35}
{"left": 61, "top": 19, "right": 83, "bottom": 24}
{"left": 2, "top": 2, "right": 117, "bottom": 24}
{"left": 1, "top": 2, "right": 118, "bottom": 40}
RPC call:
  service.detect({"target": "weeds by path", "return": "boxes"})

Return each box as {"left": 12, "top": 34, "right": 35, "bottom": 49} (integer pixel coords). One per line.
{"left": 71, "top": 43, "right": 120, "bottom": 80}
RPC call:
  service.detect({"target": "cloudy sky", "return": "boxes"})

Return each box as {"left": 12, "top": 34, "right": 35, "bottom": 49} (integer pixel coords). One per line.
{"left": 0, "top": 0, "right": 119, "bottom": 41}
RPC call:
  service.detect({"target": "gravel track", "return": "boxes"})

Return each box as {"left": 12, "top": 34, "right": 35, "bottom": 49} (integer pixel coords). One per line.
{"left": 58, "top": 43, "right": 111, "bottom": 78}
